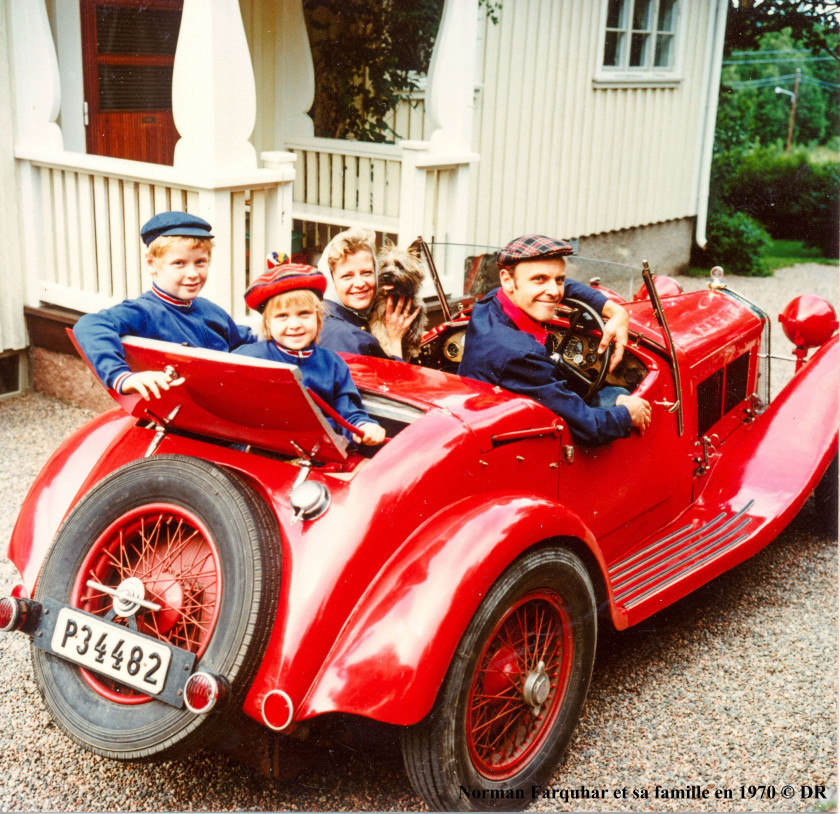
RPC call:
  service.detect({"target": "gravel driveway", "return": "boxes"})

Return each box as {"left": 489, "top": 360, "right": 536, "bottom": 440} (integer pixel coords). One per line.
{"left": 0, "top": 264, "right": 836, "bottom": 812}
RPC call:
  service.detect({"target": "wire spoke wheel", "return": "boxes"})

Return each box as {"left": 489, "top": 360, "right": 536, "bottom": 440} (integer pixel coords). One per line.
{"left": 467, "top": 589, "right": 573, "bottom": 779}
{"left": 72, "top": 504, "right": 222, "bottom": 704}
{"left": 402, "top": 548, "right": 596, "bottom": 811}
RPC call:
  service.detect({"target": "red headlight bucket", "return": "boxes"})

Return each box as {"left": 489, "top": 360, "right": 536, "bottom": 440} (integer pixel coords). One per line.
{"left": 779, "top": 296, "right": 838, "bottom": 348}
{"left": 183, "top": 671, "right": 227, "bottom": 714}
{"left": 261, "top": 689, "right": 294, "bottom": 731}
{"left": 634, "top": 275, "right": 683, "bottom": 301}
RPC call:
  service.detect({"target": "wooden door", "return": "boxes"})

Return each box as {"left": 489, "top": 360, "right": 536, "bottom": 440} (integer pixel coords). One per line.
{"left": 81, "top": 0, "right": 183, "bottom": 165}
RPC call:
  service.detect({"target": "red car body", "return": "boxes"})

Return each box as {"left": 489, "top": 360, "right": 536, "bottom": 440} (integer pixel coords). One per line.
{"left": 3, "top": 270, "right": 837, "bottom": 810}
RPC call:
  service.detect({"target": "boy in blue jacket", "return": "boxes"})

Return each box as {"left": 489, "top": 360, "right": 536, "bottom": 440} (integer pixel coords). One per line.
{"left": 73, "top": 211, "right": 254, "bottom": 399}
{"left": 234, "top": 261, "right": 385, "bottom": 446}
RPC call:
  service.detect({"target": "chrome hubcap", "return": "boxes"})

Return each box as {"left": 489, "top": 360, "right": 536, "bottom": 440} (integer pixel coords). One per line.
{"left": 522, "top": 660, "right": 550, "bottom": 716}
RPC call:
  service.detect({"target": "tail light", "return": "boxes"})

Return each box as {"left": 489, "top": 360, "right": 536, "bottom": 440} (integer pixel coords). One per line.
{"left": 183, "top": 671, "right": 228, "bottom": 714}
{"left": 0, "top": 596, "right": 40, "bottom": 633}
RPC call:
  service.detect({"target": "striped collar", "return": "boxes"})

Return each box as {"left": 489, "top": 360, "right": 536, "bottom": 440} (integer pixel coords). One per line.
{"left": 273, "top": 341, "right": 314, "bottom": 359}
{"left": 495, "top": 288, "right": 549, "bottom": 345}
{"left": 151, "top": 283, "right": 193, "bottom": 309}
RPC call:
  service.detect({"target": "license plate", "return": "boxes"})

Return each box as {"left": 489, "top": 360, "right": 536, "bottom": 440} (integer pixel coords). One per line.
{"left": 51, "top": 607, "right": 172, "bottom": 695}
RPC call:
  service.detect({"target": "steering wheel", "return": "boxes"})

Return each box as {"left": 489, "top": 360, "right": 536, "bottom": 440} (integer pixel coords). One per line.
{"left": 549, "top": 297, "right": 613, "bottom": 402}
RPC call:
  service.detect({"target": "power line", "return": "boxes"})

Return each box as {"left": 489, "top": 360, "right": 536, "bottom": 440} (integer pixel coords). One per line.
{"left": 726, "top": 73, "right": 840, "bottom": 90}
{"left": 722, "top": 55, "right": 836, "bottom": 64}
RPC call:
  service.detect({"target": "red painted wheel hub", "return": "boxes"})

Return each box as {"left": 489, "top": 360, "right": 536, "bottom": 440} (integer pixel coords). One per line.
{"left": 71, "top": 504, "right": 222, "bottom": 704}
{"left": 466, "top": 589, "right": 573, "bottom": 780}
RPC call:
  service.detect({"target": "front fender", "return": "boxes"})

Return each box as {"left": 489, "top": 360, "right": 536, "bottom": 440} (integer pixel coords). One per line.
{"left": 298, "top": 493, "right": 601, "bottom": 725}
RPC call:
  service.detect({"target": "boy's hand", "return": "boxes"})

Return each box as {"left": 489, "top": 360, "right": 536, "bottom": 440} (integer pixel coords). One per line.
{"left": 353, "top": 423, "right": 386, "bottom": 446}
{"left": 121, "top": 370, "right": 183, "bottom": 401}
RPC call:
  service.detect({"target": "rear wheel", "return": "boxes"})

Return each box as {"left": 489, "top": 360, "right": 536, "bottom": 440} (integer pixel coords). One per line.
{"left": 401, "top": 547, "right": 597, "bottom": 811}
{"left": 32, "top": 455, "right": 281, "bottom": 760}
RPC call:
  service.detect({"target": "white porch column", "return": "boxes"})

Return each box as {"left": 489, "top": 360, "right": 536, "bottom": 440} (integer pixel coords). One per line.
{"left": 172, "top": 0, "right": 257, "bottom": 174}
{"left": 397, "top": 142, "right": 430, "bottom": 249}
{"left": 8, "top": 0, "right": 63, "bottom": 322}
{"left": 425, "top": 0, "right": 479, "bottom": 155}
{"left": 407, "top": 0, "right": 479, "bottom": 293}
{"left": 275, "top": 0, "right": 315, "bottom": 141}
{"left": 261, "top": 150, "right": 298, "bottom": 254}
{"left": 171, "top": 0, "right": 258, "bottom": 306}
{"left": 8, "top": 0, "right": 63, "bottom": 150}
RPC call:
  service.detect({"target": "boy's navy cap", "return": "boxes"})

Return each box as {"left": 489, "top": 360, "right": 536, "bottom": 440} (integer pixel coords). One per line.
{"left": 141, "top": 211, "right": 214, "bottom": 246}
{"left": 497, "top": 235, "right": 574, "bottom": 268}
{"left": 245, "top": 261, "right": 327, "bottom": 313}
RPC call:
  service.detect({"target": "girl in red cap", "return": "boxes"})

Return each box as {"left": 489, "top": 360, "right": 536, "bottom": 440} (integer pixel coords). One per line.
{"left": 234, "top": 259, "right": 385, "bottom": 446}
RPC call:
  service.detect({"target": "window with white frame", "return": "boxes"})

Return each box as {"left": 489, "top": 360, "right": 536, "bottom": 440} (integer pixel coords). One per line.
{"left": 601, "top": 0, "right": 679, "bottom": 74}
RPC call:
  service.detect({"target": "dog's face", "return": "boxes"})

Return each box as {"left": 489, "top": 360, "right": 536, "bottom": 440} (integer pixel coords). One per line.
{"left": 377, "top": 248, "right": 425, "bottom": 298}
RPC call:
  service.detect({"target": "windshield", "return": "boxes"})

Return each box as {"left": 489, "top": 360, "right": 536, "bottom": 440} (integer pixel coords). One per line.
{"left": 420, "top": 240, "right": 648, "bottom": 303}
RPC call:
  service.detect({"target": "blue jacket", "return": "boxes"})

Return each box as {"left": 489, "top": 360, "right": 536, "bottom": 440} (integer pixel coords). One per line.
{"left": 318, "top": 300, "right": 397, "bottom": 359}
{"left": 233, "top": 341, "right": 377, "bottom": 439}
{"left": 458, "top": 284, "right": 632, "bottom": 446}
{"left": 73, "top": 284, "right": 254, "bottom": 392}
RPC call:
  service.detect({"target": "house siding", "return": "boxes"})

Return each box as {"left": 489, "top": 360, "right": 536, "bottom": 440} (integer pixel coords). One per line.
{"left": 468, "top": 0, "right": 715, "bottom": 248}
{"left": 0, "top": 5, "right": 27, "bottom": 353}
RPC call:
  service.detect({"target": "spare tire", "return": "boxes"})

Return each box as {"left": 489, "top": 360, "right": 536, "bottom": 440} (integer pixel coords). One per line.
{"left": 31, "top": 455, "right": 281, "bottom": 761}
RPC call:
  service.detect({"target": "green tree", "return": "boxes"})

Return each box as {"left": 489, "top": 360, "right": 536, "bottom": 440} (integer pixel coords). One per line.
{"left": 725, "top": 0, "right": 839, "bottom": 61}
{"left": 718, "top": 28, "right": 838, "bottom": 148}
{"left": 303, "top": 0, "right": 443, "bottom": 142}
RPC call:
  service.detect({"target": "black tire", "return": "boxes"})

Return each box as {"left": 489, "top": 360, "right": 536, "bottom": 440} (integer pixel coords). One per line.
{"left": 815, "top": 454, "right": 838, "bottom": 537}
{"left": 401, "top": 547, "right": 597, "bottom": 811}
{"left": 31, "top": 455, "right": 281, "bottom": 760}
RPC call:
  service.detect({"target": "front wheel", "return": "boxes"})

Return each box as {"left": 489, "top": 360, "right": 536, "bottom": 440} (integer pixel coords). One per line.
{"left": 401, "top": 547, "right": 597, "bottom": 811}
{"left": 31, "top": 455, "right": 281, "bottom": 761}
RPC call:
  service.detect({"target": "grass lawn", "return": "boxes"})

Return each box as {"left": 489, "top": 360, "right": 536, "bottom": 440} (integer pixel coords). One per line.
{"left": 763, "top": 239, "right": 838, "bottom": 270}
{"left": 688, "top": 239, "right": 838, "bottom": 276}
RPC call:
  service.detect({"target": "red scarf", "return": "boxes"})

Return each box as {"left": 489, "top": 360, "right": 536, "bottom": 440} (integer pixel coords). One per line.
{"left": 496, "top": 288, "right": 549, "bottom": 345}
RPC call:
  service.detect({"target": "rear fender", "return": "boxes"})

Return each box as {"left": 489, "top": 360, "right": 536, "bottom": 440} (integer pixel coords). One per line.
{"left": 7, "top": 409, "right": 138, "bottom": 591}
{"left": 298, "top": 494, "right": 602, "bottom": 725}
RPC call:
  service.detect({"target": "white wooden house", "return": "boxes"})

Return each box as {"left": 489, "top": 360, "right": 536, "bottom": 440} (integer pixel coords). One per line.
{"left": 0, "top": 0, "right": 728, "bottom": 403}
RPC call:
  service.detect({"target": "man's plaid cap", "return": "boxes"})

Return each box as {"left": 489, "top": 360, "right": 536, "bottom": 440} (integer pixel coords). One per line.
{"left": 244, "top": 259, "right": 327, "bottom": 312}
{"left": 496, "top": 235, "right": 574, "bottom": 268}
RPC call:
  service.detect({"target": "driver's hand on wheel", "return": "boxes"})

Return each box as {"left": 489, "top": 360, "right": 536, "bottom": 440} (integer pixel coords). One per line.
{"left": 600, "top": 302, "right": 630, "bottom": 372}
{"left": 616, "top": 394, "right": 651, "bottom": 434}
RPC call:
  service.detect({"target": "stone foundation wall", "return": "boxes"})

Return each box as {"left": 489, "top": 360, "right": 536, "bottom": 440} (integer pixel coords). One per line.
{"left": 29, "top": 347, "right": 114, "bottom": 413}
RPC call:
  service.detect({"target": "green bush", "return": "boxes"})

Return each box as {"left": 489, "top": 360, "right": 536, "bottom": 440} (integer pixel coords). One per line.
{"left": 693, "top": 207, "right": 773, "bottom": 276}
{"left": 723, "top": 147, "right": 839, "bottom": 257}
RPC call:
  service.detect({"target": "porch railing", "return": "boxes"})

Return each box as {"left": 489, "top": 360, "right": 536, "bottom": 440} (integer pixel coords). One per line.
{"left": 285, "top": 136, "right": 476, "bottom": 296}
{"left": 15, "top": 148, "right": 295, "bottom": 322}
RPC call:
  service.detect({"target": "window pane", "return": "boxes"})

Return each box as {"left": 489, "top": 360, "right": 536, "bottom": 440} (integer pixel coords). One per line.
{"left": 658, "top": 0, "right": 677, "bottom": 33}
{"left": 654, "top": 33, "right": 673, "bottom": 67}
{"left": 98, "top": 65, "right": 174, "bottom": 111}
{"left": 603, "top": 31, "right": 625, "bottom": 66}
{"left": 630, "top": 32, "right": 649, "bottom": 66}
{"left": 96, "top": 7, "right": 182, "bottom": 56}
{"left": 606, "top": 0, "right": 627, "bottom": 30}
{"left": 632, "top": 0, "right": 652, "bottom": 31}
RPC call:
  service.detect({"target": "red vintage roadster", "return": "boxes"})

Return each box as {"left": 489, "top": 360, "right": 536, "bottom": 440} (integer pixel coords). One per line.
{"left": 1, "top": 245, "right": 837, "bottom": 811}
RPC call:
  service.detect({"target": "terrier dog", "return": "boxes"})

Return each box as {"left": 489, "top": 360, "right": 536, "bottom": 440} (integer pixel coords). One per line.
{"left": 370, "top": 240, "right": 428, "bottom": 360}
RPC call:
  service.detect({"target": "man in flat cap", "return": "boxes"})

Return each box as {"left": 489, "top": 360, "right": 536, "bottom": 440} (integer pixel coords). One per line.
{"left": 458, "top": 234, "right": 651, "bottom": 446}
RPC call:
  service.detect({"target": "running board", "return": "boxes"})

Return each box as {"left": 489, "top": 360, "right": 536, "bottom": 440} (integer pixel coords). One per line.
{"left": 609, "top": 501, "right": 760, "bottom": 612}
